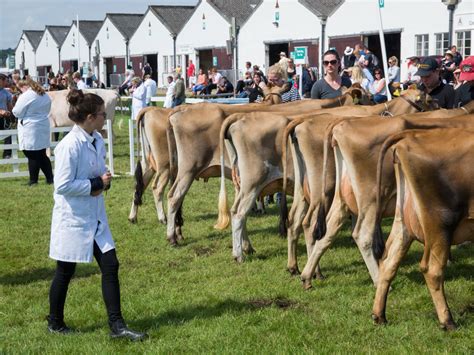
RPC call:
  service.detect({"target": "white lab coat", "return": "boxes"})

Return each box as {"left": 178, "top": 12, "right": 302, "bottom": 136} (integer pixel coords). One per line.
{"left": 163, "top": 82, "right": 176, "bottom": 108}
{"left": 144, "top": 78, "right": 157, "bottom": 105}
{"left": 50, "top": 125, "right": 114, "bottom": 263}
{"left": 12, "top": 88, "right": 51, "bottom": 151}
{"left": 77, "top": 80, "right": 88, "bottom": 90}
{"left": 131, "top": 84, "right": 146, "bottom": 120}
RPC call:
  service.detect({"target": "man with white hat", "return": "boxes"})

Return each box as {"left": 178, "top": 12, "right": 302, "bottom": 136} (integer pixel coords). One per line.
{"left": 342, "top": 46, "right": 356, "bottom": 69}
{"left": 454, "top": 56, "right": 474, "bottom": 107}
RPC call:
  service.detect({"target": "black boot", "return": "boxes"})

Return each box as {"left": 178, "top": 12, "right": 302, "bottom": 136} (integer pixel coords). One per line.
{"left": 47, "top": 315, "right": 73, "bottom": 334}
{"left": 109, "top": 319, "right": 148, "bottom": 341}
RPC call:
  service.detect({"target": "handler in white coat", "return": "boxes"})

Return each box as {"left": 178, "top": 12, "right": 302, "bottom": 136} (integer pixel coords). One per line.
{"left": 47, "top": 89, "right": 147, "bottom": 341}
{"left": 12, "top": 78, "right": 53, "bottom": 185}
{"left": 163, "top": 75, "right": 176, "bottom": 108}
{"left": 130, "top": 77, "right": 146, "bottom": 120}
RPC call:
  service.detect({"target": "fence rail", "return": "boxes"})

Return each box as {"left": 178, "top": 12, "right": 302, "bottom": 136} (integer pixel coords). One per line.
{"left": 0, "top": 120, "right": 114, "bottom": 179}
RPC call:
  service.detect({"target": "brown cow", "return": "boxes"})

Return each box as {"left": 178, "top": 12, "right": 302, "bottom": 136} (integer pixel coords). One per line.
{"left": 282, "top": 88, "right": 440, "bottom": 275}
{"left": 372, "top": 128, "right": 474, "bottom": 330}
{"left": 298, "top": 104, "right": 474, "bottom": 289}
{"left": 166, "top": 89, "right": 366, "bottom": 246}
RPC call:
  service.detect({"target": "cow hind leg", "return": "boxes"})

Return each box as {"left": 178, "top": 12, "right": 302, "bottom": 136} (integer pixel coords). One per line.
{"left": 128, "top": 166, "right": 156, "bottom": 224}
{"left": 372, "top": 217, "right": 413, "bottom": 325}
{"left": 286, "top": 190, "right": 308, "bottom": 276}
{"left": 152, "top": 170, "right": 170, "bottom": 225}
{"left": 231, "top": 189, "right": 258, "bottom": 262}
{"left": 166, "top": 174, "right": 193, "bottom": 246}
{"left": 421, "top": 239, "right": 456, "bottom": 330}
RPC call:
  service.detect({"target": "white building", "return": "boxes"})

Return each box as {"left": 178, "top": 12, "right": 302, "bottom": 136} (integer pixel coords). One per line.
{"left": 94, "top": 13, "right": 143, "bottom": 87}
{"left": 239, "top": 0, "right": 344, "bottom": 74}
{"left": 129, "top": 5, "right": 195, "bottom": 87}
{"left": 14, "top": 30, "right": 43, "bottom": 78}
{"left": 35, "top": 26, "right": 69, "bottom": 80}
{"left": 61, "top": 20, "right": 102, "bottom": 74}
{"left": 176, "top": 0, "right": 262, "bottom": 82}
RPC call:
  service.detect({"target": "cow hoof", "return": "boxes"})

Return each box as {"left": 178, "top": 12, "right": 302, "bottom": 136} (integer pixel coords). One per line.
{"left": 440, "top": 321, "right": 457, "bottom": 331}
{"left": 314, "top": 272, "right": 326, "bottom": 280}
{"left": 301, "top": 279, "right": 313, "bottom": 290}
{"left": 176, "top": 234, "right": 184, "bottom": 242}
{"left": 158, "top": 218, "right": 167, "bottom": 225}
{"left": 128, "top": 217, "right": 137, "bottom": 224}
{"left": 244, "top": 246, "right": 255, "bottom": 255}
{"left": 234, "top": 256, "right": 244, "bottom": 263}
{"left": 287, "top": 267, "right": 300, "bottom": 276}
{"left": 167, "top": 237, "right": 178, "bottom": 247}
{"left": 372, "top": 314, "right": 387, "bottom": 325}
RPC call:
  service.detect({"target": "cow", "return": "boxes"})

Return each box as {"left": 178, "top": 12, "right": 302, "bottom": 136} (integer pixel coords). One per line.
{"left": 166, "top": 87, "right": 367, "bottom": 246}
{"left": 297, "top": 103, "right": 474, "bottom": 289}
{"left": 282, "top": 88, "right": 440, "bottom": 276}
{"left": 47, "top": 88, "right": 120, "bottom": 128}
{"left": 372, "top": 128, "right": 474, "bottom": 330}
{"left": 129, "top": 106, "right": 173, "bottom": 225}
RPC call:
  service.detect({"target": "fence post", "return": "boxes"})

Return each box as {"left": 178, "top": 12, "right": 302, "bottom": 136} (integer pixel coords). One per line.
{"left": 106, "top": 119, "right": 114, "bottom": 176}
{"left": 129, "top": 119, "right": 135, "bottom": 175}
{"left": 11, "top": 133, "right": 19, "bottom": 173}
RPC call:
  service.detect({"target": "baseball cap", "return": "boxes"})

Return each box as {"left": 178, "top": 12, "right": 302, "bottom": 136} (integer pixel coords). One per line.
{"left": 459, "top": 56, "right": 474, "bottom": 81}
{"left": 415, "top": 57, "right": 439, "bottom": 77}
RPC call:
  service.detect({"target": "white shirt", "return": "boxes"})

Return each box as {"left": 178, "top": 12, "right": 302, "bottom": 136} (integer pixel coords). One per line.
{"left": 144, "top": 78, "right": 157, "bottom": 105}
{"left": 50, "top": 125, "right": 114, "bottom": 263}
{"left": 164, "top": 82, "right": 176, "bottom": 108}
{"left": 131, "top": 83, "right": 147, "bottom": 120}
{"left": 76, "top": 80, "right": 88, "bottom": 90}
{"left": 12, "top": 88, "right": 51, "bottom": 150}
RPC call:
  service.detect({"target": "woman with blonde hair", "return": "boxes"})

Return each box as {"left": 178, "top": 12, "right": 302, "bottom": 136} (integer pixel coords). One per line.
{"left": 12, "top": 78, "right": 53, "bottom": 185}
{"left": 350, "top": 65, "right": 373, "bottom": 94}
{"left": 387, "top": 56, "right": 400, "bottom": 88}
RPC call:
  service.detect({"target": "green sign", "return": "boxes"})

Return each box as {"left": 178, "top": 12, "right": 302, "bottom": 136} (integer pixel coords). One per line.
{"left": 213, "top": 56, "right": 218, "bottom": 66}
{"left": 379, "top": 0, "right": 384, "bottom": 8}
{"left": 293, "top": 47, "right": 307, "bottom": 60}
{"left": 113, "top": 64, "right": 117, "bottom": 73}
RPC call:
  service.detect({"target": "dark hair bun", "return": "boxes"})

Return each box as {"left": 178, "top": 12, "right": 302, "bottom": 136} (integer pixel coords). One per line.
{"left": 67, "top": 89, "right": 84, "bottom": 106}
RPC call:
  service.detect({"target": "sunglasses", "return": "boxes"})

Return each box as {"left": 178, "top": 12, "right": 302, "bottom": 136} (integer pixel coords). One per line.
{"left": 323, "top": 60, "right": 338, "bottom": 66}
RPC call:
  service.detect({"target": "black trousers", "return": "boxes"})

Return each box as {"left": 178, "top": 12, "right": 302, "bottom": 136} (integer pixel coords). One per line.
{"left": 23, "top": 149, "right": 53, "bottom": 184}
{"left": 49, "top": 242, "right": 123, "bottom": 323}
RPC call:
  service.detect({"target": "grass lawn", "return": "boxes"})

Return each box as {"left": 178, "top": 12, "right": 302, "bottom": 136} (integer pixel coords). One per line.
{"left": 0, "top": 112, "right": 473, "bottom": 353}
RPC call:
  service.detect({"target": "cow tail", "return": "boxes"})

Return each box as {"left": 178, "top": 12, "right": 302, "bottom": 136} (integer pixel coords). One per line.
{"left": 280, "top": 118, "right": 304, "bottom": 236}
{"left": 214, "top": 115, "right": 240, "bottom": 230}
{"left": 132, "top": 109, "right": 150, "bottom": 206}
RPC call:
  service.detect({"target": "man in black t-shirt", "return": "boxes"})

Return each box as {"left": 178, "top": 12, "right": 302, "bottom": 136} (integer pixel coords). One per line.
{"left": 415, "top": 57, "right": 454, "bottom": 109}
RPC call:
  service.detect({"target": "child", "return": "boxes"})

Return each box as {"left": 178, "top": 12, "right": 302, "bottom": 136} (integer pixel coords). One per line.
{"left": 47, "top": 89, "right": 147, "bottom": 341}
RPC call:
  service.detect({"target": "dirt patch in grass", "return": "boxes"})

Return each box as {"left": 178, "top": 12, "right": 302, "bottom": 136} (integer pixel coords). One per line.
{"left": 192, "top": 246, "right": 214, "bottom": 257}
{"left": 248, "top": 297, "right": 296, "bottom": 309}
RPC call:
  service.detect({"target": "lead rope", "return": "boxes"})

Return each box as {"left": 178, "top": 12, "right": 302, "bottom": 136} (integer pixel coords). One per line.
{"left": 380, "top": 102, "right": 393, "bottom": 117}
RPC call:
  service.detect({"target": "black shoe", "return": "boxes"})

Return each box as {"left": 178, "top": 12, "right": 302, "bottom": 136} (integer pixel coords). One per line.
{"left": 109, "top": 319, "right": 148, "bottom": 341}
{"left": 47, "top": 315, "right": 73, "bottom": 334}
{"left": 26, "top": 181, "right": 38, "bottom": 187}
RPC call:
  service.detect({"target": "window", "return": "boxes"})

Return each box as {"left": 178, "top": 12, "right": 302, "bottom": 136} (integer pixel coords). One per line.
{"left": 456, "top": 31, "right": 471, "bottom": 57}
{"left": 177, "top": 55, "right": 182, "bottom": 68}
{"left": 169, "top": 55, "right": 174, "bottom": 71}
{"left": 435, "top": 33, "right": 449, "bottom": 55}
{"left": 415, "top": 34, "right": 429, "bottom": 56}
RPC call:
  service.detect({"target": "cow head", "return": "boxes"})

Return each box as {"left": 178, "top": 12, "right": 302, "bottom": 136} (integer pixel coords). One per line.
{"left": 400, "top": 87, "right": 439, "bottom": 112}
{"left": 261, "top": 82, "right": 291, "bottom": 104}
{"left": 342, "top": 83, "right": 373, "bottom": 105}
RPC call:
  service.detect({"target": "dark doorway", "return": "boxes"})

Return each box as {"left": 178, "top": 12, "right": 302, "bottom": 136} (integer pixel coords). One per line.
{"left": 105, "top": 57, "right": 113, "bottom": 87}
{"left": 365, "top": 32, "right": 401, "bottom": 74}
{"left": 268, "top": 42, "right": 289, "bottom": 67}
{"left": 197, "top": 49, "right": 213, "bottom": 72}
{"left": 144, "top": 53, "right": 158, "bottom": 82}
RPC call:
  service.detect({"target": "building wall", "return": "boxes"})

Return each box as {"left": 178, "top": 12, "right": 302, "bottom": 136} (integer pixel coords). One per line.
{"left": 238, "top": 0, "right": 321, "bottom": 76}
{"left": 129, "top": 10, "right": 174, "bottom": 87}
{"left": 15, "top": 34, "right": 38, "bottom": 78}
{"left": 36, "top": 29, "right": 60, "bottom": 75}
{"left": 61, "top": 23, "right": 91, "bottom": 69}
{"left": 95, "top": 17, "right": 128, "bottom": 87}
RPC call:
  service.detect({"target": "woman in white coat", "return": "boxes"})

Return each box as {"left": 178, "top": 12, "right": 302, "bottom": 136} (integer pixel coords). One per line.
{"left": 163, "top": 75, "right": 176, "bottom": 108}
{"left": 12, "top": 79, "right": 53, "bottom": 185}
{"left": 47, "top": 89, "right": 147, "bottom": 341}
{"left": 129, "top": 77, "right": 146, "bottom": 120}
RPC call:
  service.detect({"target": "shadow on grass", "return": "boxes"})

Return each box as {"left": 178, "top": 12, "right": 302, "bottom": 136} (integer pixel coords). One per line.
{"left": 0, "top": 265, "right": 99, "bottom": 286}
{"left": 130, "top": 297, "right": 297, "bottom": 331}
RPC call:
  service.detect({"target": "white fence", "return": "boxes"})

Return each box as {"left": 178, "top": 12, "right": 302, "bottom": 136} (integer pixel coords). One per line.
{"left": 0, "top": 119, "right": 114, "bottom": 179}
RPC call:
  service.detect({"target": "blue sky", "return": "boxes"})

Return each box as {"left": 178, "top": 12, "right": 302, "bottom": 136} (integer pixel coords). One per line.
{"left": 0, "top": 0, "right": 198, "bottom": 49}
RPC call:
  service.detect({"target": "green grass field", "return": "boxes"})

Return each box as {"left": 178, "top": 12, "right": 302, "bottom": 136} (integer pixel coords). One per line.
{"left": 0, "top": 113, "right": 473, "bottom": 353}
